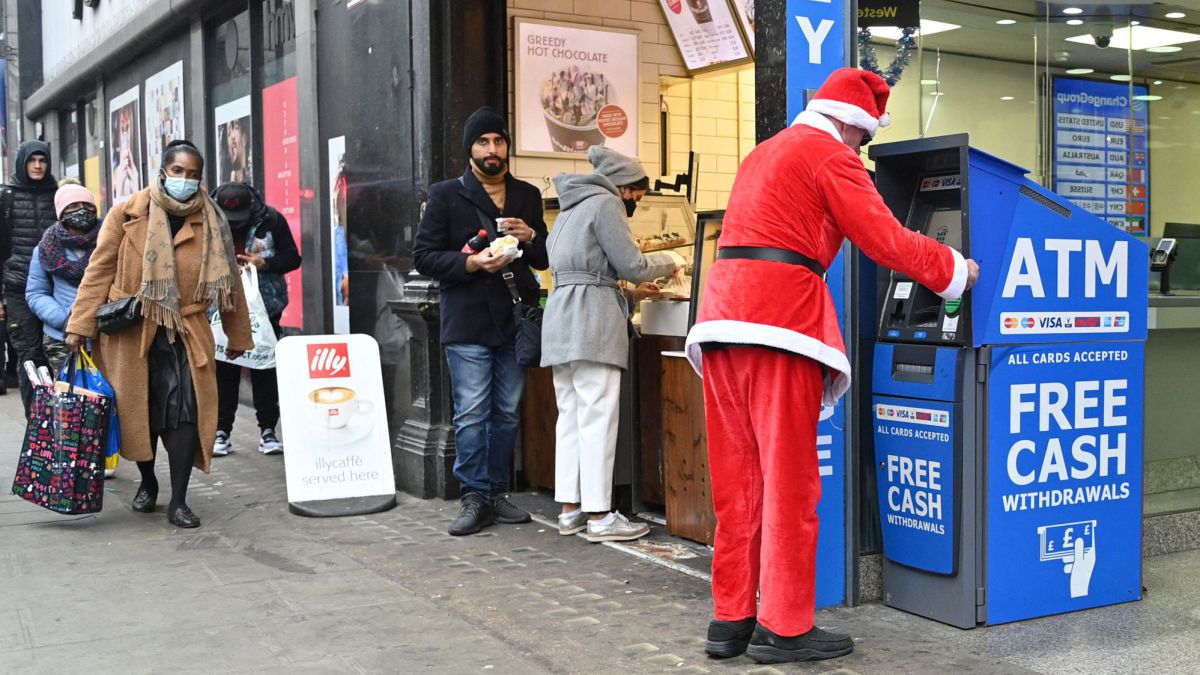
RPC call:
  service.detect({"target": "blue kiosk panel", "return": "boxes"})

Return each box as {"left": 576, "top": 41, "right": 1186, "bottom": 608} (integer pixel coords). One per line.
{"left": 986, "top": 341, "right": 1144, "bottom": 623}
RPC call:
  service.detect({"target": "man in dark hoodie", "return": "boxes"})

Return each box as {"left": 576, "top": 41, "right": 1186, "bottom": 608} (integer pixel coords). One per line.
{"left": 210, "top": 181, "right": 301, "bottom": 457}
{"left": 2, "top": 141, "right": 59, "bottom": 412}
{"left": 413, "top": 107, "right": 549, "bottom": 536}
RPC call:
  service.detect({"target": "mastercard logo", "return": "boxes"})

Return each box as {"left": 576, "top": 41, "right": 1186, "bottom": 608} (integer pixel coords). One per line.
{"left": 1003, "top": 317, "right": 1018, "bottom": 329}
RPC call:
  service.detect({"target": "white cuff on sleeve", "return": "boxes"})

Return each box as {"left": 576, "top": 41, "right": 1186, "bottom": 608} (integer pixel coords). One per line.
{"left": 936, "top": 247, "right": 969, "bottom": 300}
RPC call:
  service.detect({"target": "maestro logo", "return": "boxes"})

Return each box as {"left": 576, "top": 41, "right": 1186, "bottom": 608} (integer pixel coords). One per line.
{"left": 1022, "top": 317, "right": 1036, "bottom": 329}
{"left": 308, "top": 343, "right": 352, "bottom": 379}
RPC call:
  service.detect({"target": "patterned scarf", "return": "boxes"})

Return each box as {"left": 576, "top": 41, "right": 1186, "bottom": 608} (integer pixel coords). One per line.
{"left": 37, "top": 221, "right": 99, "bottom": 283}
{"left": 142, "top": 179, "right": 239, "bottom": 339}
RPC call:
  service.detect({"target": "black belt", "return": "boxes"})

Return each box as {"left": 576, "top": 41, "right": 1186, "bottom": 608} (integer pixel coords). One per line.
{"left": 717, "top": 246, "right": 826, "bottom": 278}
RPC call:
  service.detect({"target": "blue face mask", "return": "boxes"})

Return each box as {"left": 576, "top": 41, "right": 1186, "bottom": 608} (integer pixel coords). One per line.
{"left": 164, "top": 176, "right": 200, "bottom": 201}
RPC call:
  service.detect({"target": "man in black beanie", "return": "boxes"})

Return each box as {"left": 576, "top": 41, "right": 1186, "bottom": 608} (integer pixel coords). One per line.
{"left": 413, "top": 106, "right": 549, "bottom": 535}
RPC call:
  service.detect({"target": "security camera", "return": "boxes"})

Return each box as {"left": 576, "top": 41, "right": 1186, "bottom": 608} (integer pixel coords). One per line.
{"left": 1093, "top": 22, "right": 1113, "bottom": 49}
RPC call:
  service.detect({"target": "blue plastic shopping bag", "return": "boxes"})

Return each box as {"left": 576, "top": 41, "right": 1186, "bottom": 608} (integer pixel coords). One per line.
{"left": 59, "top": 349, "right": 121, "bottom": 459}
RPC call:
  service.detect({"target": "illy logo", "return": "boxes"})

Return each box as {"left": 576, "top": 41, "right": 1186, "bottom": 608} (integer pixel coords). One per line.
{"left": 308, "top": 344, "right": 351, "bottom": 378}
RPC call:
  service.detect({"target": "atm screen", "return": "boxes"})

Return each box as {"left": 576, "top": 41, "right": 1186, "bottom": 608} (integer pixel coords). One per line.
{"left": 927, "top": 208, "right": 963, "bottom": 253}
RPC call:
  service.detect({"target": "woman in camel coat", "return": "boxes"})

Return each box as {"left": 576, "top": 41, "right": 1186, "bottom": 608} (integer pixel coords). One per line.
{"left": 66, "top": 140, "right": 253, "bottom": 529}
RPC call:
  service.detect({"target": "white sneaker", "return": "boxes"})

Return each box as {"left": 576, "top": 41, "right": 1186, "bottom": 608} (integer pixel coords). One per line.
{"left": 213, "top": 430, "right": 232, "bottom": 457}
{"left": 584, "top": 511, "right": 650, "bottom": 543}
{"left": 258, "top": 428, "right": 284, "bottom": 455}
{"left": 558, "top": 510, "right": 588, "bottom": 535}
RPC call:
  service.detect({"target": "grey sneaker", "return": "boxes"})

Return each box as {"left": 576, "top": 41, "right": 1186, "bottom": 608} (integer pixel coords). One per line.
{"left": 213, "top": 430, "right": 232, "bottom": 457}
{"left": 558, "top": 510, "right": 588, "bottom": 535}
{"left": 584, "top": 511, "right": 649, "bottom": 542}
{"left": 259, "top": 428, "right": 284, "bottom": 455}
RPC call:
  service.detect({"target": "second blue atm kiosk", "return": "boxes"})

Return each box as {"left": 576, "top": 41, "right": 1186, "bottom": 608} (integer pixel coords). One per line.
{"left": 868, "top": 134, "right": 1148, "bottom": 628}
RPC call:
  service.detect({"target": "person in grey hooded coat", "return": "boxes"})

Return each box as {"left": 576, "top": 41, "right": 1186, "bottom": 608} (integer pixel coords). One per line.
{"left": 541, "top": 146, "right": 677, "bottom": 543}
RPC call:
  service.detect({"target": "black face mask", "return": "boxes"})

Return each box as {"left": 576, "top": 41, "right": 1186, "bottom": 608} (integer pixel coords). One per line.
{"left": 623, "top": 199, "right": 638, "bottom": 218}
{"left": 61, "top": 209, "right": 98, "bottom": 232}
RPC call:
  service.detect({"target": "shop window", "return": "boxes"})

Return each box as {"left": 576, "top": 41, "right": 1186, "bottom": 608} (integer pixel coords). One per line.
{"left": 58, "top": 107, "right": 80, "bottom": 180}
{"left": 207, "top": 9, "right": 253, "bottom": 187}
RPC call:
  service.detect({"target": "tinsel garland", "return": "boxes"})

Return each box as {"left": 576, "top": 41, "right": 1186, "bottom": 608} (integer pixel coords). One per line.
{"left": 858, "top": 27, "right": 917, "bottom": 86}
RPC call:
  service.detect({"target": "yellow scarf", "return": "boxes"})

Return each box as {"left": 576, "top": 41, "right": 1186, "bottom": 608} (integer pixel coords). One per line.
{"left": 141, "top": 180, "right": 239, "bottom": 339}
{"left": 471, "top": 161, "right": 507, "bottom": 211}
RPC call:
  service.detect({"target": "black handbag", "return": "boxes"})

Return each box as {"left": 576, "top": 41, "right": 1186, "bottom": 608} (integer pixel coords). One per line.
{"left": 95, "top": 297, "right": 143, "bottom": 335}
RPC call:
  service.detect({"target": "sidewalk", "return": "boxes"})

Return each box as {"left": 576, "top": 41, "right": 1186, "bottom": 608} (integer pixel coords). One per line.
{"left": 1, "top": 390, "right": 1198, "bottom": 674}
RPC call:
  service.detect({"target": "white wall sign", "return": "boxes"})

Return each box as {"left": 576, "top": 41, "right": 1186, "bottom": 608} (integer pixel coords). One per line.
{"left": 658, "top": 0, "right": 752, "bottom": 73}
{"left": 144, "top": 61, "right": 186, "bottom": 178}
{"left": 276, "top": 335, "right": 396, "bottom": 504}
{"left": 514, "top": 18, "right": 640, "bottom": 159}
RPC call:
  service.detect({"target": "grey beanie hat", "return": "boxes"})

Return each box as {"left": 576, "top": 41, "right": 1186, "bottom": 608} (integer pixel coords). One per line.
{"left": 587, "top": 146, "right": 646, "bottom": 187}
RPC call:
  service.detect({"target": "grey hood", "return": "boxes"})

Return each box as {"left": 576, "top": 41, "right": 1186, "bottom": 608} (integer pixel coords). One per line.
{"left": 552, "top": 172, "right": 619, "bottom": 211}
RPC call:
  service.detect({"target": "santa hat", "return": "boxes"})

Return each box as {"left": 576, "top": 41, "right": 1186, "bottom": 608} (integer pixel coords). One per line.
{"left": 805, "top": 68, "right": 891, "bottom": 138}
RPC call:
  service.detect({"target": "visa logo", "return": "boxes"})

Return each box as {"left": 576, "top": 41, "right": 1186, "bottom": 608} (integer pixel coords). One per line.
{"left": 1002, "top": 237, "right": 1128, "bottom": 299}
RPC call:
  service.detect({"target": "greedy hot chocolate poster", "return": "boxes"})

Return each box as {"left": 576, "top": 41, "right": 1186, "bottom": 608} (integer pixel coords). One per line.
{"left": 513, "top": 18, "right": 639, "bottom": 159}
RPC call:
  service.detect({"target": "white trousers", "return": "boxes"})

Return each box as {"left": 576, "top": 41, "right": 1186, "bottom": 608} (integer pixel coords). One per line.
{"left": 552, "top": 360, "right": 622, "bottom": 512}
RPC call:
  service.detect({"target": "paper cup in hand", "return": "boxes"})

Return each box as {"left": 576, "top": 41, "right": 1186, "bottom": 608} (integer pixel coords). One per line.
{"left": 310, "top": 386, "right": 374, "bottom": 430}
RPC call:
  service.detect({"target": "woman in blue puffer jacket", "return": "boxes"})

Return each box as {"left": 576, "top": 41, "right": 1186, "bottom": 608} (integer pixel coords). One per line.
{"left": 26, "top": 183, "right": 101, "bottom": 375}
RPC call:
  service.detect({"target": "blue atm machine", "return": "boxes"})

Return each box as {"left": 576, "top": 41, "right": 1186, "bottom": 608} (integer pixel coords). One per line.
{"left": 868, "top": 134, "right": 1148, "bottom": 628}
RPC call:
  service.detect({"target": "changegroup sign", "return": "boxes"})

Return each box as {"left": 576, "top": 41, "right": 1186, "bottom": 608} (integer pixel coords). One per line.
{"left": 276, "top": 335, "right": 396, "bottom": 506}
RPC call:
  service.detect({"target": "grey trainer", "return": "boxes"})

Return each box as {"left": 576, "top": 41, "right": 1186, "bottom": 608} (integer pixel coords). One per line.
{"left": 558, "top": 510, "right": 588, "bottom": 535}
{"left": 583, "top": 511, "right": 649, "bottom": 542}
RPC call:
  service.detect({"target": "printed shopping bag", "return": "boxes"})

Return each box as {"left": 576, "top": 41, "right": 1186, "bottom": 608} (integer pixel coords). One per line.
{"left": 212, "top": 266, "right": 278, "bottom": 369}
{"left": 11, "top": 368, "right": 112, "bottom": 515}
{"left": 59, "top": 349, "right": 122, "bottom": 459}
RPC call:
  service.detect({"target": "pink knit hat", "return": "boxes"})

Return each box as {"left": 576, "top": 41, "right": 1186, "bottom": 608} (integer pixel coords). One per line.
{"left": 54, "top": 184, "right": 96, "bottom": 220}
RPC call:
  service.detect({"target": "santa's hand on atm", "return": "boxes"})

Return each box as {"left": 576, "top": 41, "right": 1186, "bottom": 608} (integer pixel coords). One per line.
{"left": 966, "top": 259, "right": 980, "bottom": 290}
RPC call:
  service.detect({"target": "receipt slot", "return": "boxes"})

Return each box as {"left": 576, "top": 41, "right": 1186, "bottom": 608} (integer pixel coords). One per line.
{"left": 868, "top": 135, "right": 1148, "bottom": 628}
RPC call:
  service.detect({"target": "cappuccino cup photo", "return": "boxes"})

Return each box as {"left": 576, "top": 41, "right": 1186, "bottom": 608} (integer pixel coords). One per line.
{"left": 309, "top": 386, "right": 374, "bottom": 430}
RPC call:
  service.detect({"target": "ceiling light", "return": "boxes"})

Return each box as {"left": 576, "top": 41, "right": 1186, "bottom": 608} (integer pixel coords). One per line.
{"left": 1001, "top": 96, "right": 1015, "bottom": 100}
{"left": 1066, "top": 25, "right": 1200, "bottom": 50}
{"left": 1154, "top": 80, "right": 1163, "bottom": 85}
{"left": 1066, "top": 68, "right": 1094, "bottom": 74}
{"left": 1063, "top": 7, "right": 1083, "bottom": 15}
{"left": 1131, "top": 21, "right": 1141, "bottom": 26}
{"left": 1134, "top": 95, "right": 1163, "bottom": 101}
{"left": 996, "top": 19, "right": 1016, "bottom": 25}
{"left": 1146, "top": 45, "right": 1184, "bottom": 53}
{"left": 1166, "top": 12, "right": 1186, "bottom": 19}
{"left": 929, "top": 92, "right": 945, "bottom": 97}
{"left": 1067, "top": 19, "right": 1084, "bottom": 26}
{"left": 870, "top": 19, "right": 961, "bottom": 41}
{"left": 1110, "top": 74, "right": 1133, "bottom": 82}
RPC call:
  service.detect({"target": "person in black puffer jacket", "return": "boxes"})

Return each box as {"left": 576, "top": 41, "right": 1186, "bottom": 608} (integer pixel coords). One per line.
{"left": 2, "top": 140, "right": 58, "bottom": 413}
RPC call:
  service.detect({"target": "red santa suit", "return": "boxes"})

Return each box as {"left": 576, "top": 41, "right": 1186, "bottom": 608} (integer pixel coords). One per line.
{"left": 685, "top": 68, "right": 968, "bottom": 638}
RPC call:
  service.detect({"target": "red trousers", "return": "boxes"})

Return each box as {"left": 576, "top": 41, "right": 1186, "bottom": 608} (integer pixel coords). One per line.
{"left": 702, "top": 346, "right": 824, "bottom": 637}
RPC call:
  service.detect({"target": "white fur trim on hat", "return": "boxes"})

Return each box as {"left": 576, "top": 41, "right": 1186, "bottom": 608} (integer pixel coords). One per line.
{"left": 806, "top": 98, "right": 881, "bottom": 136}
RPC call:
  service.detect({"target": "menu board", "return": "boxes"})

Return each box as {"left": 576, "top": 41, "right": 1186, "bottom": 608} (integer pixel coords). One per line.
{"left": 659, "top": 0, "right": 752, "bottom": 73}
{"left": 1052, "top": 77, "right": 1150, "bottom": 234}
{"left": 514, "top": 18, "right": 640, "bottom": 159}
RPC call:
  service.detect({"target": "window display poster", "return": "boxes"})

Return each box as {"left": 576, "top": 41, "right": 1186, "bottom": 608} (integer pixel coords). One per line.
{"left": 214, "top": 96, "right": 253, "bottom": 186}
{"left": 658, "top": 0, "right": 751, "bottom": 72}
{"left": 144, "top": 61, "right": 185, "bottom": 178}
{"left": 1052, "top": 77, "right": 1149, "bottom": 234}
{"left": 263, "top": 77, "right": 304, "bottom": 329}
{"left": 514, "top": 19, "right": 639, "bottom": 158}
{"left": 109, "top": 86, "right": 142, "bottom": 205}
{"left": 329, "top": 135, "right": 350, "bottom": 334}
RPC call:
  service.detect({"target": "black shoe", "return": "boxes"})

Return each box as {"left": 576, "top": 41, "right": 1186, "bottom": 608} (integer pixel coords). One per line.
{"left": 746, "top": 624, "right": 854, "bottom": 663}
{"left": 705, "top": 617, "right": 756, "bottom": 658}
{"left": 448, "top": 493, "right": 493, "bottom": 536}
{"left": 132, "top": 486, "right": 158, "bottom": 513}
{"left": 168, "top": 505, "right": 201, "bottom": 528}
{"left": 491, "top": 494, "right": 531, "bottom": 524}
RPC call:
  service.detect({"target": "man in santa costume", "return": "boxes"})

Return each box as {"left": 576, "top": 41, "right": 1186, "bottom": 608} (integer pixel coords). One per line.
{"left": 685, "top": 68, "right": 979, "bottom": 663}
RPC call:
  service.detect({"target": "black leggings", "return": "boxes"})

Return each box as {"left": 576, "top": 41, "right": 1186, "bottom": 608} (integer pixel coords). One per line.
{"left": 136, "top": 423, "right": 201, "bottom": 513}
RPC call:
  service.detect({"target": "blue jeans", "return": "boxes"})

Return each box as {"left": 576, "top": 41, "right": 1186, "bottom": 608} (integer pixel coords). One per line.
{"left": 444, "top": 342, "right": 525, "bottom": 498}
